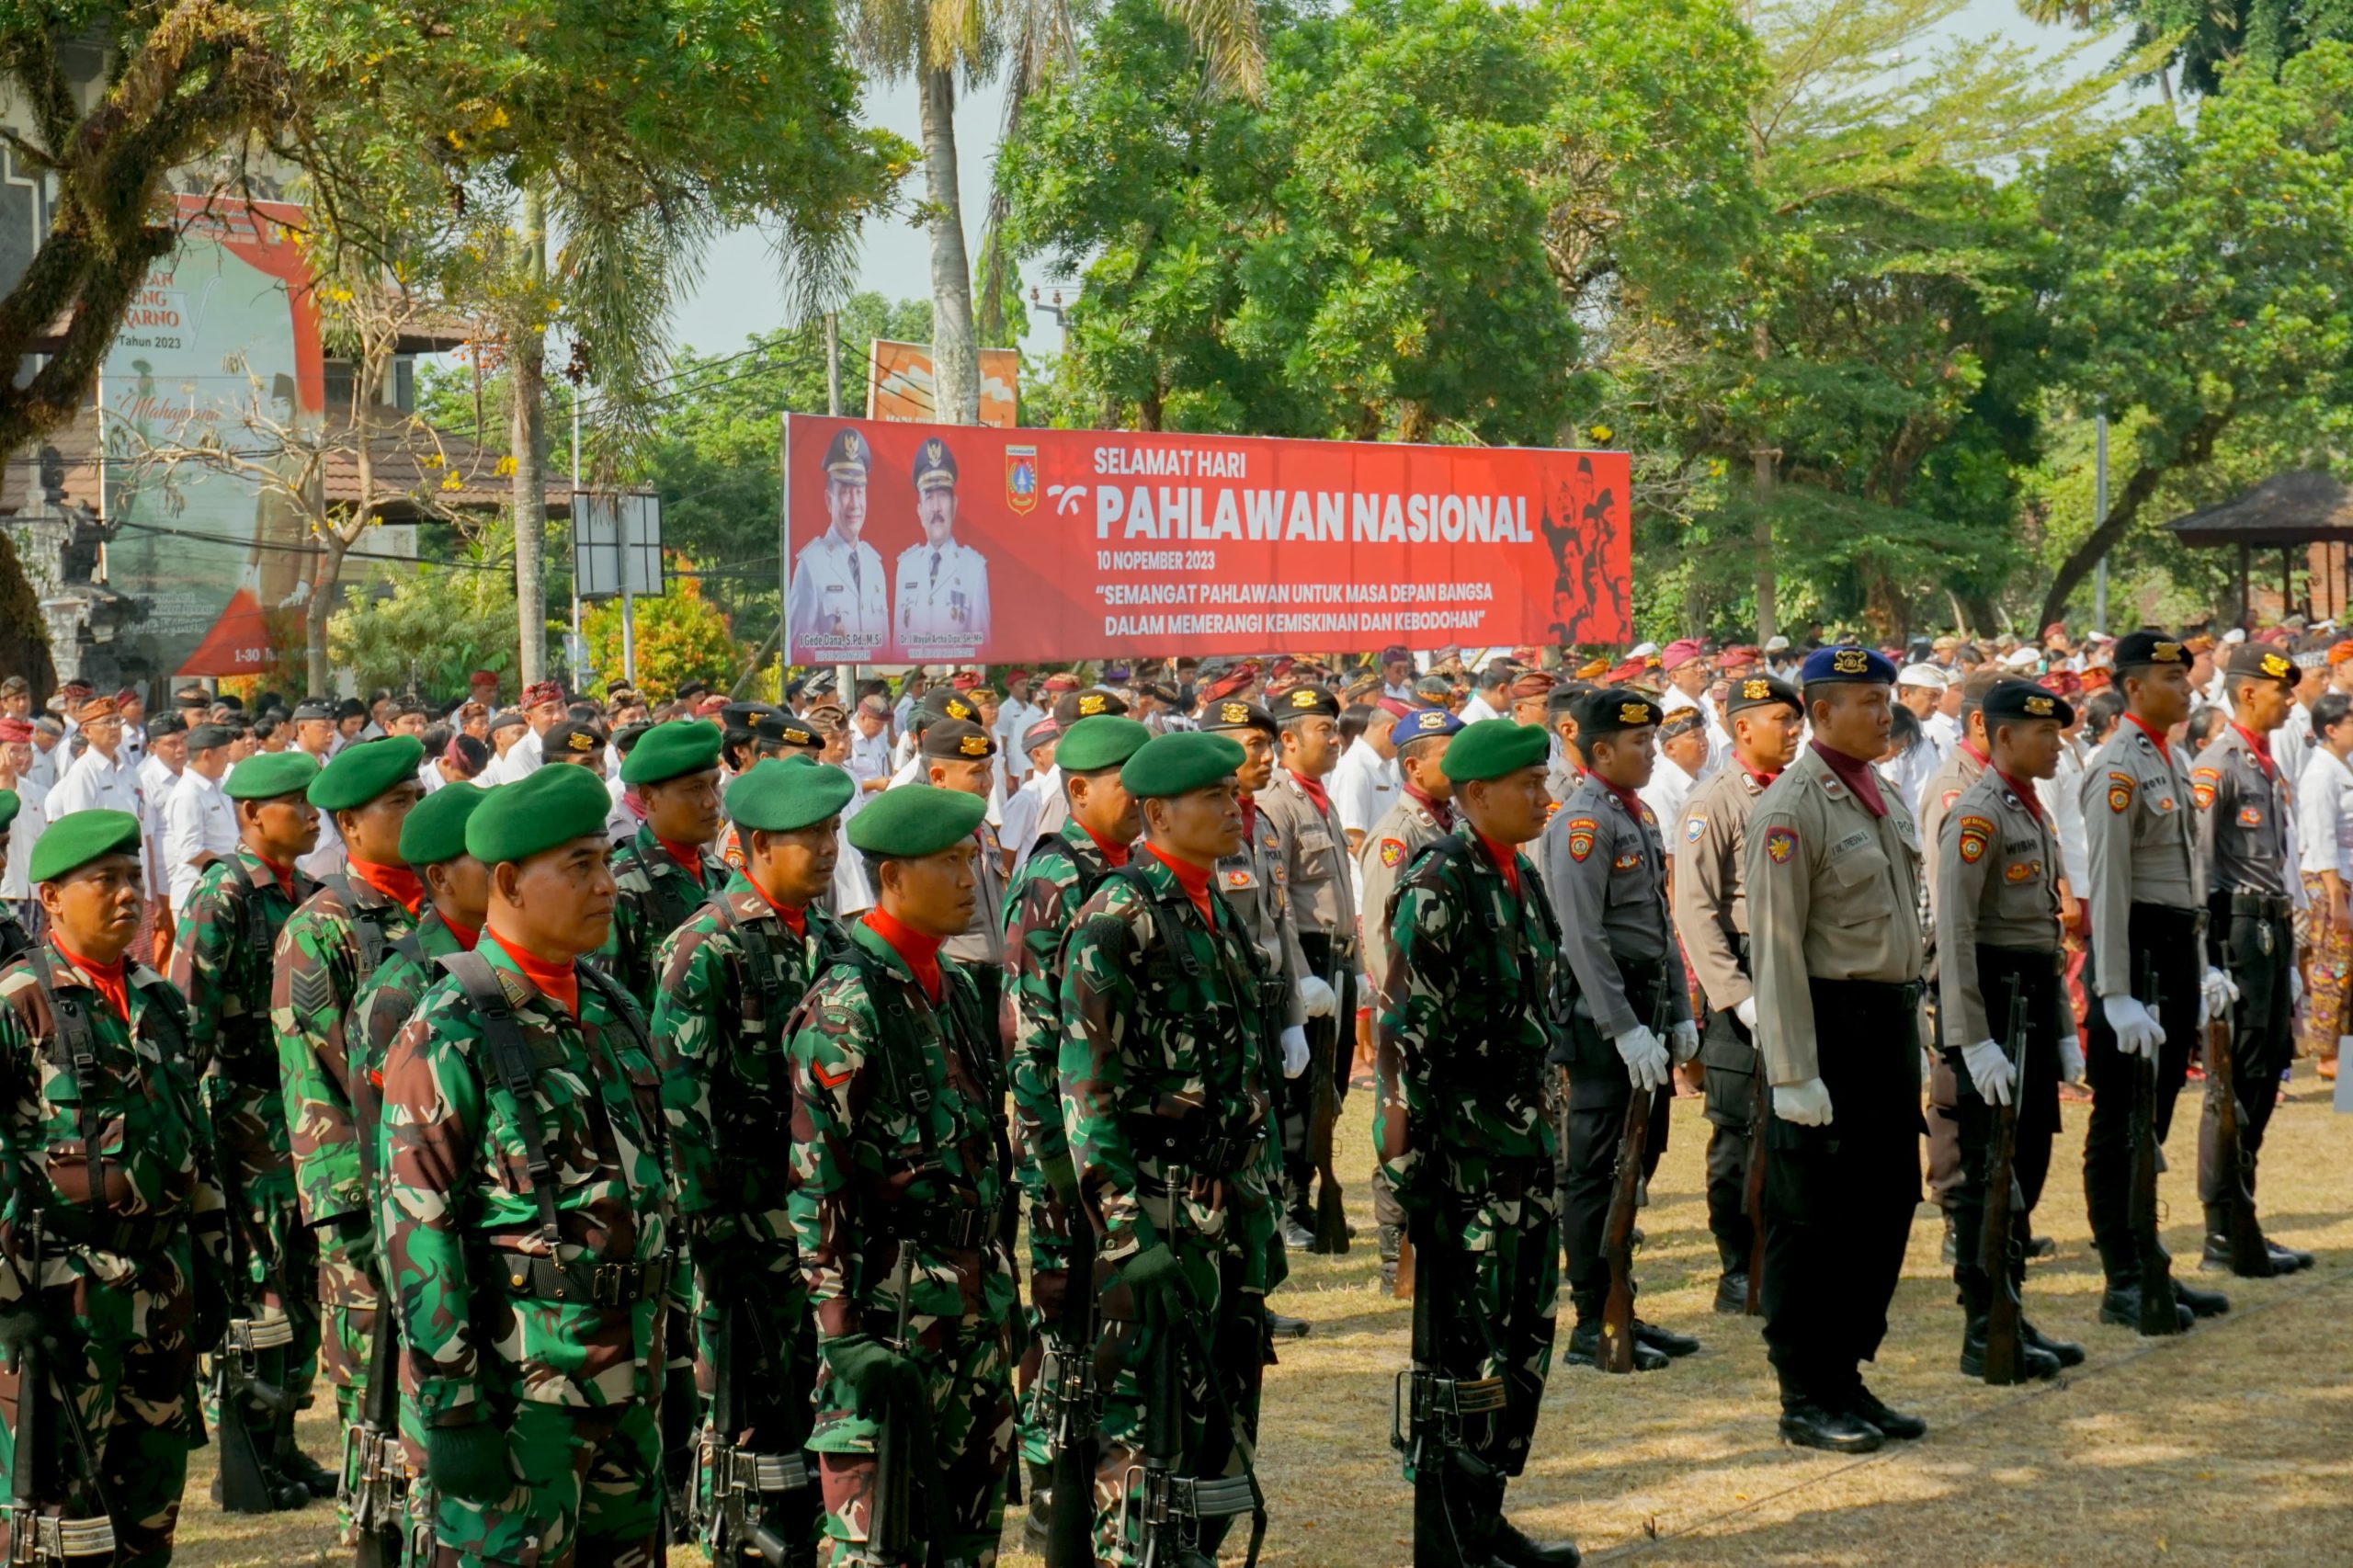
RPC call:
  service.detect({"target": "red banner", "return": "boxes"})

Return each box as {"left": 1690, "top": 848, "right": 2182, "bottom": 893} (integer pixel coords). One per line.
{"left": 781, "top": 415, "right": 1631, "bottom": 665}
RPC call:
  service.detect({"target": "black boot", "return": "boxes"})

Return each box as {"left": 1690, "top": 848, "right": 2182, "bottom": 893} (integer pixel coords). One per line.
{"left": 1563, "top": 1318, "right": 1666, "bottom": 1371}
{"left": 1490, "top": 1517, "right": 1582, "bottom": 1568}
{"left": 2019, "top": 1317, "right": 2086, "bottom": 1369}
{"left": 1264, "top": 1307, "right": 1311, "bottom": 1340}
{"left": 2172, "top": 1278, "right": 2231, "bottom": 1318}
{"left": 276, "top": 1415, "right": 340, "bottom": 1500}
{"left": 1960, "top": 1315, "right": 2062, "bottom": 1381}
{"left": 1632, "top": 1319, "right": 1699, "bottom": 1358}
{"left": 1779, "top": 1399, "right": 1882, "bottom": 1453}
{"left": 1846, "top": 1382, "right": 1926, "bottom": 1441}
{"left": 1380, "top": 1224, "right": 1404, "bottom": 1292}
{"left": 2097, "top": 1280, "right": 2194, "bottom": 1334}
{"left": 2201, "top": 1203, "right": 2278, "bottom": 1278}
{"left": 2265, "top": 1235, "right": 2315, "bottom": 1273}
{"left": 1712, "top": 1270, "right": 1749, "bottom": 1315}
{"left": 1282, "top": 1208, "right": 1316, "bottom": 1250}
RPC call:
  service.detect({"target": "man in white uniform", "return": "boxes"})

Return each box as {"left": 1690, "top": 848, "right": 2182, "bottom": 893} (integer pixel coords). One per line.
{"left": 892, "top": 436, "right": 992, "bottom": 657}
{"left": 785, "top": 426, "right": 888, "bottom": 656}
{"left": 163, "top": 722, "right": 241, "bottom": 914}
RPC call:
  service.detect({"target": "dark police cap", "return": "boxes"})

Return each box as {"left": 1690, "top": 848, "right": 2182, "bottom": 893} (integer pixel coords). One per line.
{"left": 1052, "top": 690, "right": 1128, "bottom": 726}
{"left": 542, "top": 720, "right": 608, "bottom": 761}
{"left": 1276, "top": 686, "right": 1340, "bottom": 722}
{"left": 1391, "top": 706, "right": 1463, "bottom": 746}
{"left": 1545, "top": 681, "right": 1592, "bottom": 719}
{"left": 1438, "top": 719, "right": 1548, "bottom": 784}
{"left": 2111, "top": 630, "right": 2189, "bottom": 672}
{"left": 620, "top": 720, "right": 722, "bottom": 784}
{"left": 186, "top": 722, "right": 237, "bottom": 752}
{"left": 847, "top": 784, "right": 986, "bottom": 858}
{"left": 728, "top": 757, "right": 856, "bottom": 833}
{"left": 1571, "top": 687, "right": 1660, "bottom": 739}
{"left": 821, "top": 426, "right": 871, "bottom": 483}
{"left": 291, "top": 699, "right": 337, "bottom": 723}
{"left": 1797, "top": 644, "right": 1899, "bottom": 687}
{"left": 913, "top": 437, "right": 958, "bottom": 493}
{"left": 920, "top": 687, "right": 983, "bottom": 725}
{"left": 755, "top": 711, "right": 824, "bottom": 752}
{"left": 920, "top": 718, "right": 998, "bottom": 761}
{"left": 1982, "top": 678, "right": 2074, "bottom": 729}
{"left": 1199, "top": 699, "right": 1277, "bottom": 738}
{"left": 1121, "top": 731, "right": 1246, "bottom": 800}
{"left": 1725, "top": 675, "right": 1802, "bottom": 715}
{"left": 308, "top": 736, "right": 425, "bottom": 812}
{"left": 2223, "top": 641, "right": 2298, "bottom": 688}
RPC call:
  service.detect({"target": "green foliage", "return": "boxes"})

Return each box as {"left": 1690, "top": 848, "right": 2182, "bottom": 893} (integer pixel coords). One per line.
{"left": 326, "top": 525, "right": 521, "bottom": 699}
{"left": 582, "top": 562, "right": 740, "bottom": 699}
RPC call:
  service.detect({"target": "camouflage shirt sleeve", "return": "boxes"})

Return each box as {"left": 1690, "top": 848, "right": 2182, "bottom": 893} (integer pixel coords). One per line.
{"left": 1058, "top": 888, "right": 1155, "bottom": 1262}
{"left": 165, "top": 866, "right": 233, "bottom": 1069}
{"left": 380, "top": 985, "right": 488, "bottom": 1426}
{"left": 1004, "top": 858, "right": 1080, "bottom": 1177}
{"left": 785, "top": 971, "right": 878, "bottom": 1341}
{"left": 272, "top": 904, "right": 370, "bottom": 1228}
{"left": 650, "top": 919, "right": 728, "bottom": 1235}
{"left": 1372, "top": 858, "right": 1457, "bottom": 1203}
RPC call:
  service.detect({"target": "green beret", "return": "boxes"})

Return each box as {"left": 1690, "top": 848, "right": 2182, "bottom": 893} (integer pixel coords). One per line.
{"left": 728, "top": 758, "right": 857, "bottom": 834}
{"left": 224, "top": 750, "right": 322, "bottom": 801}
{"left": 1056, "top": 715, "right": 1152, "bottom": 776}
{"left": 1121, "top": 732, "right": 1245, "bottom": 800}
{"left": 0, "top": 790, "right": 16, "bottom": 835}
{"left": 847, "top": 784, "right": 987, "bottom": 859}
{"left": 309, "top": 736, "right": 425, "bottom": 812}
{"left": 620, "top": 720, "right": 722, "bottom": 785}
{"left": 465, "top": 763, "right": 612, "bottom": 866}
{"left": 29, "top": 809, "right": 142, "bottom": 884}
{"left": 399, "top": 783, "right": 490, "bottom": 866}
{"left": 1439, "top": 719, "right": 1550, "bottom": 784}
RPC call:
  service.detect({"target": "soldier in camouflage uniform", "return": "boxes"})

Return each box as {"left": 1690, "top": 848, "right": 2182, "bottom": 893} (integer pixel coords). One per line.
{"left": 1060, "top": 732, "right": 1275, "bottom": 1568}
{"left": 0, "top": 810, "right": 231, "bottom": 1565}
{"left": 995, "top": 716, "right": 1150, "bottom": 1537}
{"left": 347, "top": 782, "right": 494, "bottom": 1556}
{"left": 1371, "top": 722, "right": 1581, "bottom": 1568}
{"left": 0, "top": 793, "right": 29, "bottom": 967}
{"left": 380, "top": 764, "right": 676, "bottom": 1567}
{"left": 654, "top": 759, "right": 857, "bottom": 1567}
{"left": 166, "top": 749, "right": 325, "bottom": 1506}
{"left": 275, "top": 736, "right": 426, "bottom": 1498}
{"left": 786, "top": 785, "right": 1017, "bottom": 1568}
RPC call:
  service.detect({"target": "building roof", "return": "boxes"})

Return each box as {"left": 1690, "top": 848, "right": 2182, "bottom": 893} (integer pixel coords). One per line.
{"left": 2166, "top": 470, "right": 2353, "bottom": 549}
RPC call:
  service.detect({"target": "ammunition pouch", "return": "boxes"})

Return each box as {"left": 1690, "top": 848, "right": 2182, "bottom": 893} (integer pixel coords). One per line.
{"left": 487, "top": 1251, "right": 676, "bottom": 1308}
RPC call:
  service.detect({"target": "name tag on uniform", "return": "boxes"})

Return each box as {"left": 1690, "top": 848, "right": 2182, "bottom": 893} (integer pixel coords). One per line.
{"left": 1892, "top": 814, "right": 1919, "bottom": 851}
{"left": 1830, "top": 829, "right": 1871, "bottom": 857}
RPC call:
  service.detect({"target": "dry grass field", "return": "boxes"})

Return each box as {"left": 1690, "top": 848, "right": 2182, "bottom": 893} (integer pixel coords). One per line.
{"left": 174, "top": 1074, "right": 2353, "bottom": 1568}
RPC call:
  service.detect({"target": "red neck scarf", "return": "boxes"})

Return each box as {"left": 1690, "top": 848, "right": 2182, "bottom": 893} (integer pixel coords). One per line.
{"left": 1290, "top": 770, "right": 1332, "bottom": 816}
{"left": 438, "top": 915, "right": 482, "bottom": 951}
{"left": 1238, "top": 794, "right": 1258, "bottom": 841}
{"left": 2231, "top": 722, "right": 2277, "bottom": 782}
{"left": 1810, "top": 741, "right": 1889, "bottom": 818}
{"left": 348, "top": 857, "right": 424, "bottom": 916}
{"left": 749, "top": 873, "right": 810, "bottom": 937}
{"left": 1147, "top": 843, "right": 1216, "bottom": 923}
{"left": 1077, "top": 819, "right": 1131, "bottom": 869}
{"left": 1598, "top": 776, "right": 1645, "bottom": 822}
{"left": 1959, "top": 740, "right": 1990, "bottom": 771}
{"left": 1741, "top": 763, "right": 1782, "bottom": 791}
{"left": 487, "top": 928, "right": 579, "bottom": 1018}
{"left": 1404, "top": 782, "right": 1454, "bottom": 830}
{"left": 1475, "top": 831, "right": 1521, "bottom": 897}
{"left": 656, "top": 836, "right": 709, "bottom": 880}
{"left": 51, "top": 940, "right": 128, "bottom": 1023}
{"left": 1995, "top": 767, "right": 2045, "bottom": 826}
{"left": 252, "top": 851, "right": 295, "bottom": 899}
{"left": 2123, "top": 711, "right": 2174, "bottom": 761}
{"left": 864, "top": 908, "right": 944, "bottom": 1003}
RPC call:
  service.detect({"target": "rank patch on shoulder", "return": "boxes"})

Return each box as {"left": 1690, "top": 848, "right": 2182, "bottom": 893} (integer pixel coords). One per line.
{"left": 1685, "top": 815, "right": 1707, "bottom": 844}
{"left": 1940, "top": 790, "right": 1961, "bottom": 813}
{"left": 812, "top": 1059, "right": 855, "bottom": 1089}
{"left": 2107, "top": 770, "right": 2135, "bottom": 813}
{"left": 1957, "top": 814, "right": 1993, "bottom": 864}
{"left": 1764, "top": 825, "right": 1797, "bottom": 865}
{"left": 1379, "top": 837, "right": 1406, "bottom": 867}
{"left": 2238, "top": 805, "right": 2263, "bottom": 828}
{"left": 1566, "top": 818, "right": 1597, "bottom": 862}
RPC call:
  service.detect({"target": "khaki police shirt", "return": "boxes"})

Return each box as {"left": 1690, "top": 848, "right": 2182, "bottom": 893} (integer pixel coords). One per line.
{"left": 2192, "top": 724, "right": 2291, "bottom": 899}
{"left": 1257, "top": 767, "right": 1358, "bottom": 949}
{"left": 1917, "top": 741, "right": 1986, "bottom": 920}
{"left": 1673, "top": 765, "right": 1771, "bottom": 1015}
{"left": 2080, "top": 719, "right": 2201, "bottom": 998}
{"left": 1219, "top": 801, "right": 1309, "bottom": 1030}
{"left": 1537, "top": 773, "right": 1690, "bottom": 1040}
{"left": 944, "top": 820, "right": 1007, "bottom": 969}
{"left": 1357, "top": 791, "right": 1450, "bottom": 998}
{"left": 1746, "top": 746, "right": 1927, "bottom": 1085}
{"left": 1936, "top": 768, "right": 2061, "bottom": 1048}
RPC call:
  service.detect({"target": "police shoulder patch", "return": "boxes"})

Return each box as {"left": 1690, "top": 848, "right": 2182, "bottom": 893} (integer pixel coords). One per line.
{"left": 2237, "top": 804, "right": 2263, "bottom": 827}
{"left": 1566, "top": 817, "right": 1598, "bottom": 862}
{"left": 2192, "top": 766, "right": 2220, "bottom": 811}
{"left": 2107, "top": 770, "right": 2135, "bottom": 814}
{"left": 1764, "top": 824, "right": 1797, "bottom": 865}
{"left": 1379, "top": 837, "right": 1406, "bottom": 868}
{"left": 1685, "top": 814, "right": 1707, "bottom": 844}
{"left": 1957, "top": 813, "right": 1994, "bottom": 864}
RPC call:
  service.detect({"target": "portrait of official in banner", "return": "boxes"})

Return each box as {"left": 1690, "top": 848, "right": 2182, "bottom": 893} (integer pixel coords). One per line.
{"left": 786, "top": 425, "right": 889, "bottom": 656}
{"left": 892, "top": 436, "right": 993, "bottom": 658}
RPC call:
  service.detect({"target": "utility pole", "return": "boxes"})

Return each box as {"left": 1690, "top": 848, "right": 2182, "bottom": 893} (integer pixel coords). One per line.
{"left": 2093, "top": 410, "right": 2109, "bottom": 634}
{"left": 824, "top": 311, "right": 851, "bottom": 702}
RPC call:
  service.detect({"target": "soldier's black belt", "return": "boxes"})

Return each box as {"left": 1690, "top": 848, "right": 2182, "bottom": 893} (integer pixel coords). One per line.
{"left": 490, "top": 1253, "right": 674, "bottom": 1307}
{"left": 40, "top": 1207, "right": 179, "bottom": 1256}
{"left": 1122, "top": 1117, "right": 1252, "bottom": 1177}
{"left": 2220, "top": 892, "right": 2291, "bottom": 920}
{"left": 1254, "top": 979, "right": 1289, "bottom": 1010}
{"left": 878, "top": 1204, "right": 996, "bottom": 1250}
{"left": 2128, "top": 902, "right": 2205, "bottom": 936}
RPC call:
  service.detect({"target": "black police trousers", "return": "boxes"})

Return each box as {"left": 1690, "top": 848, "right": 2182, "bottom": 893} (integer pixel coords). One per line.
{"left": 1557, "top": 960, "right": 1673, "bottom": 1322}
{"left": 1699, "top": 1006, "right": 1762, "bottom": 1275}
{"left": 2081, "top": 903, "right": 2200, "bottom": 1284}
{"left": 1279, "top": 932, "right": 1358, "bottom": 1222}
{"left": 1761, "top": 978, "right": 1922, "bottom": 1405}
{"left": 2200, "top": 900, "right": 2294, "bottom": 1207}
{"left": 1946, "top": 948, "right": 2062, "bottom": 1316}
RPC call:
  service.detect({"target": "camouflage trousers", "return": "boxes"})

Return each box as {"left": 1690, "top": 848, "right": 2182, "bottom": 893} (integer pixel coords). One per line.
{"left": 1414, "top": 1160, "right": 1559, "bottom": 1476}
{"left": 313, "top": 1214, "right": 385, "bottom": 1540}
{"left": 210, "top": 1172, "right": 322, "bottom": 1419}
{"left": 810, "top": 1317, "right": 1013, "bottom": 1568}
{"left": 691, "top": 1252, "right": 816, "bottom": 1562}
{"left": 427, "top": 1398, "right": 663, "bottom": 1568}
{"left": 1013, "top": 1183, "right": 1082, "bottom": 1470}
{"left": 0, "top": 1241, "right": 203, "bottom": 1567}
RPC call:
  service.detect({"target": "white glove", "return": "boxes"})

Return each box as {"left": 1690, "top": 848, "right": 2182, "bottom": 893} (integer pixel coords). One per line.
{"left": 1961, "top": 1039, "right": 2017, "bottom": 1107}
{"left": 1734, "top": 995, "right": 1758, "bottom": 1031}
{"left": 1669, "top": 1019, "right": 1700, "bottom": 1063}
{"left": 1773, "top": 1077, "right": 1834, "bottom": 1126}
{"left": 1279, "top": 1025, "right": 1311, "bottom": 1079}
{"left": 2200, "top": 966, "right": 2237, "bottom": 1027}
{"left": 2061, "top": 1032, "right": 2086, "bottom": 1084}
{"left": 1298, "top": 972, "right": 1337, "bottom": 1019}
{"left": 2291, "top": 967, "right": 2304, "bottom": 1008}
{"left": 2101, "top": 994, "right": 2164, "bottom": 1061}
{"left": 1613, "top": 1025, "right": 1671, "bottom": 1093}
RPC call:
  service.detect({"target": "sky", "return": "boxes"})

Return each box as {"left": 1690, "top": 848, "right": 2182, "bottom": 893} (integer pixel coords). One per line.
{"left": 668, "top": 0, "right": 2099, "bottom": 367}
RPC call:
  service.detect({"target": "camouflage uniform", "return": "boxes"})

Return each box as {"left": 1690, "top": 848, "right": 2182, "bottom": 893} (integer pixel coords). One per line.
{"left": 1216, "top": 800, "right": 1306, "bottom": 1297}
{"left": 654, "top": 875, "right": 846, "bottom": 1562}
{"left": 0, "top": 909, "right": 28, "bottom": 970}
{"left": 274, "top": 874, "right": 417, "bottom": 1449}
{"left": 1060, "top": 858, "right": 1273, "bottom": 1568}
{"left": 380, "top": 942, "right": 675, "bottom": 1567}
{"left": 0, "top": 945, "right": 227, "bottom": 1566}
{"left": 167, "top": 850, "right": 323, "bottom": 1468}
{"left": 602, "top": 823, "right": 726, "bottom": 1013}
{"left": 1372, "top": 825, "right": 1563, "bottom": 1528}
{"left": 1000, "top": 819, "right": 1125, "bottom": 1471}
{"left": 786, "top": 923, "right": 1017, "bottom": 1568}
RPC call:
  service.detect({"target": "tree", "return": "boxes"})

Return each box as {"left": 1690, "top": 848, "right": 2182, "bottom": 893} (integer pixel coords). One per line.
{"left": 2018, "top": 0, "right": 2353, "bottom": 98}
{"left": 581, "top": 560, "right": 739, "bottom": 699}
{"left": 326, "top": 520, "right": 520, "bottom": 699}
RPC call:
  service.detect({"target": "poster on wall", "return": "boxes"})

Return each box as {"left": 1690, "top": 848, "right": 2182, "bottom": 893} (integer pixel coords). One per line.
{"left": 781, "top": 415, "right": 1632, "bottom": 665}
{"left": 98, "top": 194, "right": 324, "bottom": 678}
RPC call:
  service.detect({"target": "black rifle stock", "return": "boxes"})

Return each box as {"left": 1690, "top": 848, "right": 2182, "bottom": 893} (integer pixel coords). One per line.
{"left": 1391, "top": 1206, "right": 1505, "bottom": 1568}
{"left": 1743, "top": 1060, "right": 1767, "bottom": 1317}
{"left": 199, "top": 1067, "right": 299, "bottom": 1517}
{"left": 1043, "top": 1221, "right": 1100, "bottom": 1568}
{"left": 1599, "top": 983, "right": 1675, "bottom": 1373}
{"left": 1977, "top": 982, "right": 2030, "bottom": 1385}
{"left": 695, "top": 1288, "right": 802, "bottom": 1568}
{"left": 2128, "top": 954, "right": 2183, "bottom": 1335}
{"left": 1309, "top": 960, "right": 1350, "bottom": 1255}
{"left": 2205, "top": 940, "right": 2274, "bottom": 1278}
{"left": 867, "top": 1248, "right": 920, "bottom": 1567}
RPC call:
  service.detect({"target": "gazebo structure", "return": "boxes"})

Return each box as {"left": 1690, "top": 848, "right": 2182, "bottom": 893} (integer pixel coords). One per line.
{"left": 2165, "top": 470, "right": 2353, "bottom": 626}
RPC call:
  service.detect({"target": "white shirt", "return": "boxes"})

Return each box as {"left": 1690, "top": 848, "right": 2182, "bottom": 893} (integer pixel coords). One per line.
{"left": 288, "top": 746, "right": 346, "bottom": 881}
{"left": 2, "top": 777, "right": 46, "bottom": 901}
{"left": 48, "top": 746, "right": 142, "bottom": 820}
{"left": 892, "top": 537, "right": 991, "bottom": 655}
{"left": 1638, "top": 752, "right": 1700, "bottom": 850}
{"left": 1329, "top": 740, "right": 1400, "bottom": 840}
{"left": 1460, "top": 693, "right": 1502, "bottom": 725}
{"left": 1923, "top": 710, "right": 1960, "bottom": 757}
{"left": 847, "top": 728, "right": 893, "bottom": 787}
{"left": 1886, "top": 735, "right": 1942, "bottom": 820}
{"left": 163, "top": 768, "right": 239, "bottom": 915}
{"left": 26, "top": 742, "right": 59, "bottom": 794}
{"left": 832, "top": 776, "right": 876, "bottom": 916}
{"left": 2298, "top": 745, "right": 2353, "bottom": 880}
{"left": 2280, "top": 700, "right": 2315, "bottom": 762}
{"left": 994, "top": 699, "right": 1045, "bottom": 784}
{"left": 2036, "top": 737, "right": 2091, "bottom": 891}
{"left": 787, "top": 530, "right": 889, "bottom": 657}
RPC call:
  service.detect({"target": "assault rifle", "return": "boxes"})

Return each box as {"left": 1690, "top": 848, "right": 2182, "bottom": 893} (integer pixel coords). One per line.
{"left": 1976, "top": 982, "right": 2030, "bottom": 1385}
{"left": 1598, "top": 982, "right": 1676, "bottom": 1373}
{"left": 1391, "top": 1207, "right": 1506, "bottom": 1568}
{"left": 2128, "top": 954, "right": 2183, "bottom": 1335}
{"left": 1042, "top": 1221, "right": 1101, "bottom": 1568}
{"left": 2204, "top": 942, "right": 2273, "bottom": 1278}
{"left": 694, "top": 1287, "right": 807, "bottom": 1568}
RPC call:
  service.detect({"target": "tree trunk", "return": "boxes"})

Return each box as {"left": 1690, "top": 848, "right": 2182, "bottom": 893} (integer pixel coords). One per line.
{"left": 919, "top": 68, "right": 980, "bottom": 426}
{"left": 2037, "top": 409, "right": 2230, "bottom": 631}
{"left": 511, "top": 185, "right": 551, "bottom": 685}
{"left": 307, "top": 531, "right": 347, "bottom": 695}
{"left": 1751, "top": 319, "right": 1777, "bottom": 645}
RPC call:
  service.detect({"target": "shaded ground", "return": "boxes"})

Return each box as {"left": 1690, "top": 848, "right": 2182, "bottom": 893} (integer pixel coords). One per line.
{"left": 176, "top": 1077, "right": 2353, "bottom": 1567}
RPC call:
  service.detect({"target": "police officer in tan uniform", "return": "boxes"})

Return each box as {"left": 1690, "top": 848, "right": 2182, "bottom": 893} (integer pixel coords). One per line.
{"left": 1255, "top": 685, "right": 1357, "bottom": 1248}
{"left": 1746, "top": 645, "right": 1928, "bottom": 1453}
{"left": 2191, "top": 641, "right": 2315, "bottom": 1276}
{"left": 1672, "top": 674, "right": 1803, "bottom": 1314}
{"left": 1538, "top": 688, "right": 1699, "bottom": 1370}
{"left": 1918, "top": 668, "right": 1999, "bottom": 1258}
{"left": 1937, "top": 680, "right": 2086, "bottom": 1381}
{"left": 2078, "top": 631, "right": 2231, "bottom": 1328}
